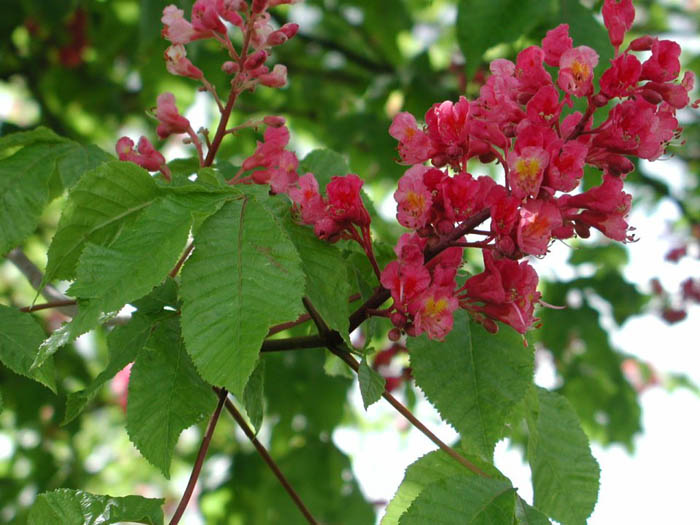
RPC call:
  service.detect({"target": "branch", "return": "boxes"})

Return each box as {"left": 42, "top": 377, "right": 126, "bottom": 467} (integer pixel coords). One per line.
{"left": 20, "top": 299, "right": 77, "bottom": 313}
{"left": 261, "top": 334, "right": 325, "bottom": 352}
{"left": 218, "top": 389, "right": 319, "bottom": 525}
{"left": 169, "top": 388, "right": 228, "bottom": 525}
{"left": 6, "top": 248, "right": 78, "bottom": 316}
{"left": 301, "top": 297, "right": 489, "bottom": 478}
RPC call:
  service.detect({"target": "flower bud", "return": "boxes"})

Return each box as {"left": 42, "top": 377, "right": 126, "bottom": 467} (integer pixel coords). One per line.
{"left": 244, "top": 49, "right": 268, "bottom": 70}
{"left": 221, "top": 61, "right": 239, "bottom": 74}
{"left": 388, "top": 328, "right": 402, "bottom": 342}
{"left": 263, "top": 115, "right": 286, "bottom": 127}
{"left": 280, "top": 23, "right": 299, "bottom": 39}
{"left": 640, "top": 87, "right": 664, "bottom": 105}
{"left": 266, "top": 30, "right": 288, "bottom": 47}
{"left": 259, "top": 64, "right": 287, "bottom": 88}
{"left": 592, "top": 93, "right": 609, "bottom": 107}
{"left": 629, "top": 35, "right": 654, "bottom": 51}
{"left": 252, "top": 0, "right": 268, "bottom": 13}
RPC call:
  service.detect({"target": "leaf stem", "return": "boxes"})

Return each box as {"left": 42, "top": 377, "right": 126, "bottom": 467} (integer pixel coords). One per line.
{"left": 169, "top": 388, "right": 227, "bottom": 525}
{"left": 302, "top": 297, "right": 489, "bottom": 478}
{"left": 261, "top": 334, "right": 325, "bottom": 352}
{"left": 217, "top": 389, "right": 319, "bottom": 525}
{"left": 169, "top": 242, "right": 195, "bottom": 278}
{"left": 19, "top": 299, "right": 77, "bottom": 313}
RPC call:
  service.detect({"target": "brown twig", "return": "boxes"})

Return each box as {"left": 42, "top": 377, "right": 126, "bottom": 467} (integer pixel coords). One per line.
{"left": 218, "top": 389, "right": 319, "bottom": 525}
{"left": 169, "top": 388, "right": 228, "bottom": 525}
{"left": 301, "top": 297, "right": 489, "bottom": 478}
{"left": 261, "top": 334, "right": 325, "bottom": 352}
{"left": 20, "top": 299, "right": 77, "bottom": 313}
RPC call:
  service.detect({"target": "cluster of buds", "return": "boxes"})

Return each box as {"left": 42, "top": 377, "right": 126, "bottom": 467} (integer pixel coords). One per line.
{"left": 116, "top": 0, "right": 299, "bottom": 173}
{"left": 382, "top": 0, "right": 696, "bottom": 340}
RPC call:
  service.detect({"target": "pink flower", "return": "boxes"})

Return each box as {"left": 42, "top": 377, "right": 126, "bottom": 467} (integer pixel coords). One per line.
{"left": 161, "top": 5, "right": 199, "bottom": 44}
{"left": 526, "top": 85, "right": 561, "bottom": 125}
{"left": 516, "top": 199, "right": 562, "bottom": 255}
{"left": 602, "top": 0, "right": 635, "bottom": 50}
{"left": 461, "top": 252, "right": 541, "bottom": 334}
{"left": 541, "top": 24, "right": 572, "bottom": 67}
{"left": 514, "top": 46, "right": 552, "bottom": 101}
{"left": 641, "top": 39, "right": 681, "bottom": 83}
{"left": 545, "top": 140, "right": 588, "bottom": 192}
{"left": 600, "top": 53, "right": 642, "bottom": 99}
{"left": 116, "top": 136, "right": 166, "bottom": 172}
{"left": 409, "top": 287, "right": 458, "bottom": 340}
{"left": 381, "top": 260, "right": 431, "bottom": 307}
{"left": 395, "top": 165, "right": 433, "bottom": 229}
{"left": 389, "top": 112, "right": 434, "bottom": 165}
{"left": 243, "top": 126, "right": 290, "bottom": 171}
{"left": 442, "top": 172, "right": 494, "bottom": 222}
{"left": 191, "top": 0, "right": 227, "bottom": 34}
{"left": 558, "top": 46, "right": 599, "bottom": 97}
{"left": 507, "top": 146, "right": 549, "bottom": 200}
{"left": 258, "top": 64, "right": 288, "bottom": 88}
{"left": 164, "top": 44, "right": 204, "bottom": 79}
{"left": 155, "top": 93, "right": 191, "bottom": 139}
{"left": 288, "top": 173, "right": 325, "bottom": 224}
{"left": 326, "top": 174, "right": 370, "bottom": 227}
{"left": 216, "top": 0, "right": 244, "bottom": 27}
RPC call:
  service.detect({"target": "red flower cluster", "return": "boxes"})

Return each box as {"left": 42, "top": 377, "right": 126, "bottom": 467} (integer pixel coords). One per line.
{"left": 116, "top": 0, "right": 298, "bottom": 175}
{"left": 382, "top": 0, "right": 696, "bottom": 339}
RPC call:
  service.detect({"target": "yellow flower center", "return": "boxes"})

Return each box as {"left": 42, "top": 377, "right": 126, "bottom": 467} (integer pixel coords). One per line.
{"left": 406, "top": 191, "right": 426, "bottom": 215}
{"left": 424, "top": 296, "right": 448, "bottom": 317}
{"left": 515, "top": 158, "right": 542, "bottom": 181}
{"left": 571, "top": 60, "right": 591, "bottom": 83}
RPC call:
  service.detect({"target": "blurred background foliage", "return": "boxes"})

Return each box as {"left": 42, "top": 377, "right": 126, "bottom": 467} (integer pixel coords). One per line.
{"left": 0, "top": 0, "right": 698, "bottom": 523}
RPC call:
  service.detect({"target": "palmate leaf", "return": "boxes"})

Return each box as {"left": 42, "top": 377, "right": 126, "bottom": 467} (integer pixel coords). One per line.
{"left": 67, "top": 196, "right": 192, "bottom": 312}
{"left": 527, "top": 388, "right": 600, "bottom": 525}
{"left": 180, "top": 196, "right": 305, "bottom": 397}
{"left": 126, "top": 318, "right": 215, "bottom": 478}
{"left": 399, "top": 475, "right": 515, "bottom": 524}
{"left": 45, "top": 161, "right": 160, "bottom": 282}
{"left": 410, "top": 310, "right": 533, "bottom": 458}
{"left": 0, "top": 306, "right": 56, "bottom": 392}
{"left": 27, "top": 489, "right": 163, "bottom": 525}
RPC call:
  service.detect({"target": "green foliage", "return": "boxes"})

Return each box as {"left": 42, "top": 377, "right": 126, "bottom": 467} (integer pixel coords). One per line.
{"left": 400, "top": 475, "right": 515, "bottom": 524}
{"left": 126, "top": 318, "right": 215, "bottom": 477}
{"left": 410, "top": 310, "right": 533, "bottom": 459}
{"left": 45, "top": 161, "right": 160, "bottom": 282}
{"left": 242, "top": 358, "right": 266, "bottom": 433}
{"left": 527, "top": 388, "right": 600, "bottom": 525}
{"left": 358, "top": 356, "right": 385, "bottom": 409}
{"left": 0, "top": 305, "right": 56, "bottom": 392}
{"left": 28, "top": 490, "right": 164, "bottom": 525}
{"left": 180, "top": 196, "right": 305, "bottom": 397}
{"left": 457, "top": 0, "right": 553, "bottom": 76}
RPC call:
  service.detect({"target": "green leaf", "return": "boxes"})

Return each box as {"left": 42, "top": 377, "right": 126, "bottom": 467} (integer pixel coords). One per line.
{"left": 0, "top": 306, "right": 56, "bottom": 392}
{"left": 527, "top": 388, "right": 600, "bottom": 525}
{"left": 67, "top": 196, "right": 192, "bottom": 312}
{"left": 277, "top": 205, "right": 352, "bottom": 344}
{"left": 358, "top": 357, "right": 385, "bottom": 409}
{"left": 399, "top": 475, "right": 515, "bottom": 524}
{"left": 457, "top": 0, "right": 553, "bottom": 75}
{"left": 382, "top": 450, "right": 478, "bottom": 525}
{"left": 63, "top": 313, "right": 153, "bottom": 425}
{"left": 180, "top": 196, "right": 305, "bottom": 397}
{"left": 568, "top": 243, "right": 628, "bottom": 269}
{"left": 56, "top": 143, "right": 113, "bottom": 189}
{"left": 243, "top": 358, "right": 265, "bottom": 433}
{"left": 515, "top": 497, "right": 552, "bottom": 525}
{"left": 32, "top": 301, "right": 103, "bottom": 370}
{"left": 0, "top": 144, "right": 55, "bottom": 254}
{"left": 126, "top": 318, "right": 215, "bottom": 477}
{"left": 298, "top": 149, "right": 351, "bottom": 191}
{"left": 28, "top": 489, "right": 164, "bottom": 525}
{"left": 45, "top": 161, "right": 160, "bottom": 282}
{"left": 410, "top": 310, "right": 533, "bottom": 458}
{"left": 0, "top": 126, "right": 66, "bottom": 153}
